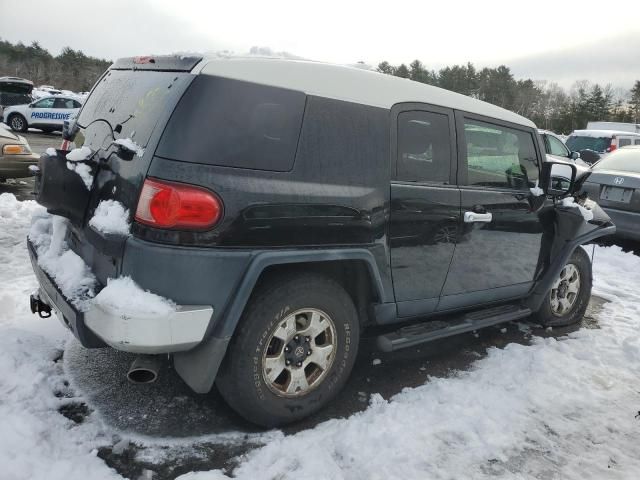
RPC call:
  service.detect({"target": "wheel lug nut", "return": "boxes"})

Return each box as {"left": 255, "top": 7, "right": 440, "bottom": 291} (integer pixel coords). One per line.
{"left": 294, "top": 335, "right": 299, "bottom": 341}
{"left": 285, "top": 360, "right": 291, "bottom": 366}
{"left": 305, "top": 336, "right": 310, "bottom": 343}
{"left": 285, "top": 346, "right": 290, "bottom": 353}
{"left": 307, "top": 350, "right": 312, "bottom": 356}
{"left": 296, "top": 361, "right": 302, "bottom": 367}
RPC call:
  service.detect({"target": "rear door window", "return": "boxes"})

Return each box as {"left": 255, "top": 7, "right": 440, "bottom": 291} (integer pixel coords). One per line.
{"left": 463, "top": 119, "right": 539, "bottom": 190}
{"left": 157, "top": 76, "right": 306, "bottom": 172}
{"left": 397, "top": 111, "right": 452, "bottom": 183}
{"left": 547, "top": 134, "right": 569, "bottom": 156}
{"left": 34, "top": 98, "right": 55, "bottom": 109}
{"left": 618, "top": 138, "right": 632, "bottom": 147}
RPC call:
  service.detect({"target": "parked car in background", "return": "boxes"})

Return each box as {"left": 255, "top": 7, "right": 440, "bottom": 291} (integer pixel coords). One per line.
{"left": 582, "top": 146, "right": 640, "bottom": 240}
{"left": 0, "top": 76, "right": 34, "bottom": 123}
{"left": 587, "top": 121, "right": 640, "bottom": 134}
{"left": 0, "top": 127, "right": 39, "bottom": 181}
{"left": 565, "top": 130, "right": 640, "bottom": 164}
{"left": 27, "top": 55, "right": 614, "bottom": 427}
{"left": 538, "top": 129, "right": 581, "bottom": 161}
{"left": 3, "top": 95, "right": 83, "bottom": 133}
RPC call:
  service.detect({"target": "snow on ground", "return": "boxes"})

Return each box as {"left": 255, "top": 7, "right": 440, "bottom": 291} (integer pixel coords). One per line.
{"left": 89, "top": 200, "right": 131, "bottom": 236}
{"left": 1, "top": 191, "right": 640, "bottom": 479}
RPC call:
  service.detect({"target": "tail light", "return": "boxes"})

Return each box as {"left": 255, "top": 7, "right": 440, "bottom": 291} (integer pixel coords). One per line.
{"left": 135, "top": 178, "right": 223, "bottom": 230}
{"left": 607, "top": 137, "right": 617, "bottom": 153}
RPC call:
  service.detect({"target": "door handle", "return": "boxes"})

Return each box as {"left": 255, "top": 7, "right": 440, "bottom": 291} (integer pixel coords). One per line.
{"left": 464, "top": 211, "right": 493, "bottom": 223}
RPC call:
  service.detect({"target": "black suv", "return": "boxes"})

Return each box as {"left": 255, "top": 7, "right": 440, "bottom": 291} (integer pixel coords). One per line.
{"left": 28, "top": 56, "right": 615, "bottom": 427}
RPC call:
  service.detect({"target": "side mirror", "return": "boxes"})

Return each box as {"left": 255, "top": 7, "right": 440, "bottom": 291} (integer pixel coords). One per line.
{"left": 541, "top": 161, "right": 577, "bottom": 197}
{"left": 570, "top": 151, "right": 580, "bottom": 160}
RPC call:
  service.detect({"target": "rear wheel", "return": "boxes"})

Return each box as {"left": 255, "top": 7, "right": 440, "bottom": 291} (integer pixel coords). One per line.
{"left": 532, "top": 247, "right": 592, "bottom": 327}
{"left": 8, "top": 114, "right": 27, "bottom": 133}
{"left": 216, "top": 272, "right": 359, "bottom": 427}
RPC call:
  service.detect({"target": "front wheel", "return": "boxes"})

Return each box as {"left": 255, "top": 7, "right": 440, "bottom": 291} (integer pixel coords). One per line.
{"left": 532, "top": 247, "right": 592, "bottom": 327}
{"left": 9, "top": 114, "right": 27, "bottom": 133}
{"left": 216, "top": 272, "right": 359, "bottom": 427}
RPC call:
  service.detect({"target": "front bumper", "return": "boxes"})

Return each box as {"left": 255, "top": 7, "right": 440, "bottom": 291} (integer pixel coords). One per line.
{"left": 28, "top": 240, "right": 214, "bottom": 354}
{"left": 601, "top": 207, "right": 640, "bottom": 240}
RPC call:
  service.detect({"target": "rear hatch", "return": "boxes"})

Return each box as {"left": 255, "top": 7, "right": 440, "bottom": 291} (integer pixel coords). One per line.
{"left": 0, "top": 77, "right": 34, "bottom": 107}
{"left": 37, "top": 56, "right": 201, "bottom": 284}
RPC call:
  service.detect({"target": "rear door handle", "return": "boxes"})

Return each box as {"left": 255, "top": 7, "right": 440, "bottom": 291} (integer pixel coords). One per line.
{"left": 464, "top": 211, "right": 493, "bottom": 223}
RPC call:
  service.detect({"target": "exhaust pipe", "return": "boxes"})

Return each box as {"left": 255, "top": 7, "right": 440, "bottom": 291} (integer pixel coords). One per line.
{"left": 127, "top": 356, "right": 161, "bottom": 384}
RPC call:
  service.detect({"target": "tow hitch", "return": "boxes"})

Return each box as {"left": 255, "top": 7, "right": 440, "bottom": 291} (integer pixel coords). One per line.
{"left": 30, "top": 292, "right": 52, "bottom": 318}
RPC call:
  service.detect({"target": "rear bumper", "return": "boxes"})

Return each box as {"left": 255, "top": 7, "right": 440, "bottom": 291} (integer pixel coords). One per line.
{"left": 28, "top": 240, "right": 214, "bottom": 354}
{"left": 602, "top": 207, "right": 640, "bottom": 240}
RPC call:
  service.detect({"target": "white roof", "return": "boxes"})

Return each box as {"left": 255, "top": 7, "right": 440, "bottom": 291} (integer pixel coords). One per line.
{"left": 571, "top": 129, "right": 640, "bottom": 138}
{"left": 197, "top": 57, "right": 535, "bottom": 128}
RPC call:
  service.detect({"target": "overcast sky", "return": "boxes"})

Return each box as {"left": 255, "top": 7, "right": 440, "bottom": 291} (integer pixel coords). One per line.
{"left": 2, "top": 0, "right": 639, "bottom": 89}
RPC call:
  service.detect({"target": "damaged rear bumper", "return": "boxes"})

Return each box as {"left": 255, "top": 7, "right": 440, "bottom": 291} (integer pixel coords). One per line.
{"left": 28, "top": 240, "right": 213, "bottom": 354}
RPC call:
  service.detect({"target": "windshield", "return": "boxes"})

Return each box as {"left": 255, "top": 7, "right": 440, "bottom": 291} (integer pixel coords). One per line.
{"left": 566, "top": 135, "right": 611, "bottom": 153}
{"left": 77, "top": 69, "right": 192, "bottom": 150}
{"left": 592, "top": 149, "right": 640, "bottom": 174}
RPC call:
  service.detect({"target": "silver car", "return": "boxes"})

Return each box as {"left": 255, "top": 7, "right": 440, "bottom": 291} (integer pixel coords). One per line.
{"left": 582, "top": 146, "right": 640, "bottom": 240}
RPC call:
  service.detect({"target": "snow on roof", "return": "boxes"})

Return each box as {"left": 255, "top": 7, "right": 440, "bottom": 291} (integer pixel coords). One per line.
{"left": 198, "top": 57, "right": 535, "bottom": 128}
{"left": 571, "top": 129, "right": 640, "bottom": 137}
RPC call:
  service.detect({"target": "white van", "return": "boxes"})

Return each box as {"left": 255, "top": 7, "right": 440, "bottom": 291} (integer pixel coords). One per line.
{"left": 565, "top": 129, "right": 640, "bottom": 163}
{"left": 586, "top": 121, "right": 640, "bottom": 134}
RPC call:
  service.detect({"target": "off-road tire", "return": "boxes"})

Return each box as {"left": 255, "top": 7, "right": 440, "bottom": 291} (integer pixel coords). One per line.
{"left": 216, "top": 272, "right": 359, "bottom": 427}
{"left": 8, "top": 114, "right": 27, "bottom": 133}
{"left": 532, "top": 246, "right": 592, "bottom": 327}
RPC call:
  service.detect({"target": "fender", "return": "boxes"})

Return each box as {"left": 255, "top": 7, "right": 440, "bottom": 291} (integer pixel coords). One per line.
{"left": 173, "top": 247, "right": 392, "bottom": 393}
{"left": 525, "top": 200, "right": 615, "bottom": 312}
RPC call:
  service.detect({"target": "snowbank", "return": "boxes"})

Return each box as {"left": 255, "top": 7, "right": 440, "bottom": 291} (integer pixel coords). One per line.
{"left": 0, "top": 193, "right": 118, "bottom": 480}
{"left": 94, "top": 276, "right": 176, "bottom": 317}
{"left": 89, "top": 200, "right": 131, "bottom": 236}
{"left": 46, "top": 147, "right": 57, "bottom": 156}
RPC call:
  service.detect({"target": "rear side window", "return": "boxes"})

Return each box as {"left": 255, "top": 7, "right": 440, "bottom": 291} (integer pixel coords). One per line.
{"left": 618, "top": 138, "right": 632, "bottom": 147}
{"left": 157, "top": 76, "right": 306, "bottom": 172}
{"left": 397, "top": 111, "right": 451, "bottom": 183}
{"left": 464, "top": 120, "right": 539, "bottom": 189}
{"left": 635, "top": 139, "right": 640, "bottom": 145}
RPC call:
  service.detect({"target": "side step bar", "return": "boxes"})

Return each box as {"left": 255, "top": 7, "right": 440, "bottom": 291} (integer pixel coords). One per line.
{"left": 377, "top": 304, "right": 531, "bottom": 352}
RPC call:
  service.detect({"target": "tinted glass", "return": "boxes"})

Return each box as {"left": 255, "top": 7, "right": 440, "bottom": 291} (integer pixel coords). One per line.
{"left": 397, "top": 111, "right": 451, "bottom": 183}
{"left": 53, "top": 98, "right": 76, "bottom": 109}
{"left": 464, "top": 120, "right": 538, "bottom": 189}
{"left": 566, "top": 135, "right": 610, "bottom": 153}
{"left": 0, "top": 92, "right": 32, "bottom": 106}
{"left": 78, "top": 69, "right": 191, "bottom": 149}
{"left": 547, "top": 134, "right": 569, "bottom": 156}
{"left": 34, "top": 98, "right": 54, "bottom": 108}
{"left": 593, "top": 149, "right": 640, "bottom": 173}
{"left": 618, "top": 138, "right": 632, "bottom": 147}
{"left": 158, "top": 76, "right": 306, "bottom": 172}
{"left": 635, "top": 139, "right": 640, "bottom": 145}
{"left": 73, "top": 100, "right": 82, "bottom": 108}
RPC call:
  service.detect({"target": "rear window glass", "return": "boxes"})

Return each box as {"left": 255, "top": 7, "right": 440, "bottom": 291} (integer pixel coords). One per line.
{"left": 566, "top": 135, "right": 610, "bottom": 153}
{"left": 77, "top": 70, "right": 191, "bottom": 150}
{"left": 618, "top": 138, "right": 632, "bottom": 147}
{"left": 156, "top": 76, "right": 306, "bottom": 172}
{"left": 593, "top": 150, "right": 640, "bottom": 173}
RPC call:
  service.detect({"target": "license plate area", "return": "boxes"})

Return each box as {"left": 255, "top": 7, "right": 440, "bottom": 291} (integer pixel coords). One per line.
{"left": 600, "top": 186, "right": 633, "bottom": 203}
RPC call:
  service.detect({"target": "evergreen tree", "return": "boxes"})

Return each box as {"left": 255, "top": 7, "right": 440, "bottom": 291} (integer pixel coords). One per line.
{"left": 631, "top": 80, "right": 640, "bottom": 123}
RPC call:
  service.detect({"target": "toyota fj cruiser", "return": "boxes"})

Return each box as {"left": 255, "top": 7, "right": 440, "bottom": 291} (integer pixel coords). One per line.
{"left": 28, "top": 56, "right": 615, "bottom": 427}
